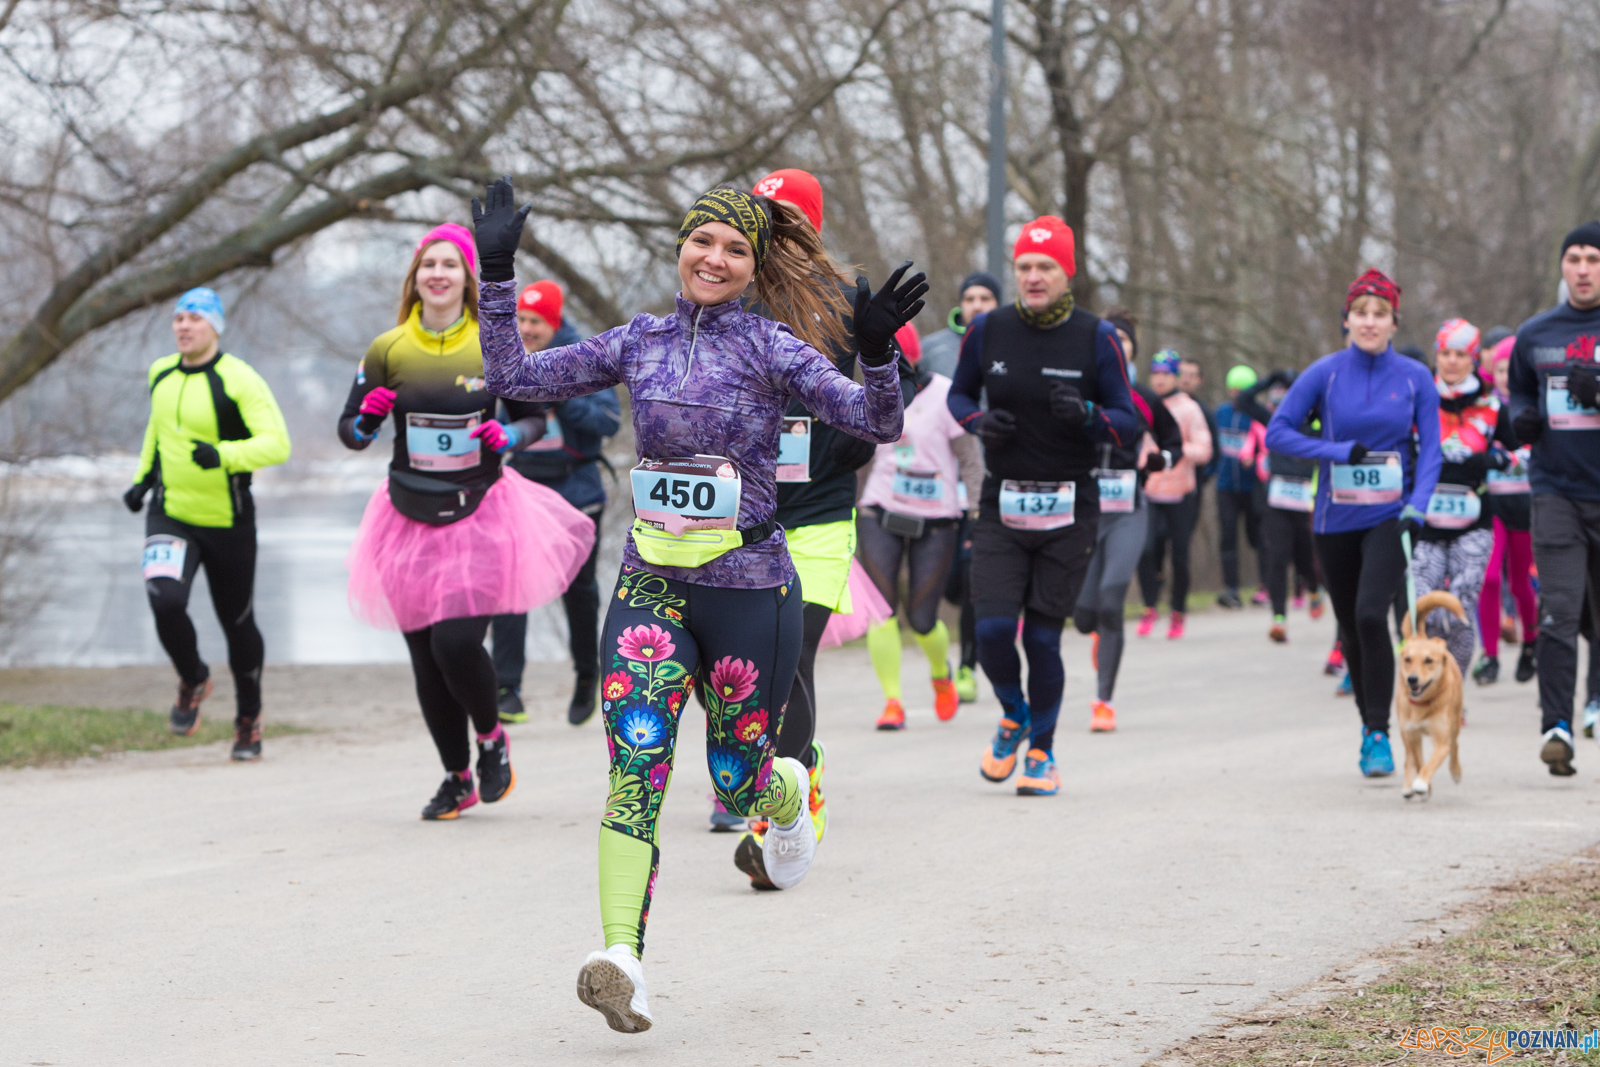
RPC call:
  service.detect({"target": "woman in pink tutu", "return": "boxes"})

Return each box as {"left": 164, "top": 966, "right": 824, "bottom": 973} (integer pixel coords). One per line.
{"left": 339, "top": 223, "right": 595, "bottom": 820}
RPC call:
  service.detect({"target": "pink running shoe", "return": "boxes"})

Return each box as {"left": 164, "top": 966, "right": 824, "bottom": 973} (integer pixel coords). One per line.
{"left": 1135, "top": 607, "right": 1158, "bottom": 637}
{"left": 1251, "top": 588, "right": 1269, "bottom": 606}
{"left": 1166, "top": 612, "right": 1186, "bottom": 639}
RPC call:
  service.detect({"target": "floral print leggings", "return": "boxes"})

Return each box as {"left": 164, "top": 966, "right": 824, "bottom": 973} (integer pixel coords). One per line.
{"left": 598, "top": 565, "right": 804, "bottom": 956}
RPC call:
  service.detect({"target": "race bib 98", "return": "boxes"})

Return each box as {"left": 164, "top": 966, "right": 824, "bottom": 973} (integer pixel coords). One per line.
{"left": 1329, "top": 451, "right": 1402, "bottom": 505}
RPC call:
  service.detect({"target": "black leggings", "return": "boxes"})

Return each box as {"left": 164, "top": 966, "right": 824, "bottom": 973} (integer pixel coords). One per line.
{"left": 776, "top": 601, "right": 833, "bottom": 768}
{"left": 1261, "top": 507, "right": 1319, "bottom": 616}
{"left": 403, "top": 616, "right": 500, "bottom": 774}
{"left": 856, "top": 508, "right": 960, "bottom": 635}
{"left": 492, "top": 511, "right": 602, "bottom": 689}
{"left": 1315, "top": 520, "right": 1407, "bottom": 732}
{"left": 943, "top": 519, "right": 978, "bottom": 670}
{"left": 1216, "top": 488, "right": 1260, "bottom": 591}
{"left": 1138, "top": 492, "right": 1201, "bottom": 613}
{"left": 144, "top": 509, "right": 263, "bottom": 721}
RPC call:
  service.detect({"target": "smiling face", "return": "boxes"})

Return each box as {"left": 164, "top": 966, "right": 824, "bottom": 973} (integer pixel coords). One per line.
{"left": 1014, "top": 253, "right": 1070, "bottom": 312}
{"left": 1399, "top": 636, "right": 1451, "bottom": 700}
{"left": 678, "top": 222, "right": 757, "bottom": 306}
{"left": 1435, "top": 346, "right": 1475, "bottom": 386}
{"left": 1344, "top": 295, "right": 1398, "bottom": 355}
{"left": 517, "top": 310, "right": 555, "bottom": 352}
{"left": 413, "top": 241, "right": 467, "bottom": 321}
{"left": 172, "top": 311, "right": 218, "bottom": 359}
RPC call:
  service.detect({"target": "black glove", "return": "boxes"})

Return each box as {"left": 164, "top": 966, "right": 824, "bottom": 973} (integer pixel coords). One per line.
{"left": 1513, "top": 406, "right": 1544, "bottom": 447}
{"left": 471, "top": 175, "right": 532, "bottom": 284}
{"left": 853, "top": 261, "right": 929, "bottom": 368}
{"left": 1347, "top": 442, "right": 1369, "bottom": 465}
{"left": 1144, "top": 449, "right": 1170, "bottom": 473}
{"left": 123, "top": 481, "right": 151, "bottom": 514}
{"left": 1048, "top": 383, "right": 1092, "bottom": 429}
{"left": 191, "top": 441, "right": 221, "bottom": 470}
{"left": 973, "top": 409, "right": 1016, "bottom": 449}
{"left": 1465, "top": 449, "right": 1510, "bottom": 474}
{"left": 1570, "top": 362, "right": 1600, "bottom": 409}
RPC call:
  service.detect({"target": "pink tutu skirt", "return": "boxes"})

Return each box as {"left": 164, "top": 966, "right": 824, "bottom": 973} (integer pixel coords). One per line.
{"left": 345, "top": 468, "right": 596, "bottom": 633}
{"left": 819, "top": 558, "right": 894, "bottom": 648}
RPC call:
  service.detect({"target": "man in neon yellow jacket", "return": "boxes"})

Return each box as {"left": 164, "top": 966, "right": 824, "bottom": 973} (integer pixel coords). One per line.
{"left": 124, "top": 287, "right": 290, "bottom": 759}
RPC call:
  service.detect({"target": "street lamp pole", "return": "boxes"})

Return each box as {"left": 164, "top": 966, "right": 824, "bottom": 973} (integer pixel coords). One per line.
{"left": 985, "top": 0, "right": 1007, "bottom": 289}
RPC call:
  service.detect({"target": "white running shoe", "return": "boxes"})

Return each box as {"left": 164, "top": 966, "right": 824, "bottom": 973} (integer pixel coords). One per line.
{"left": 577, "top": 945, "right": 652, "bottom": 1033}
{"left": 761, "top": 757, "right": 817, "bottom": 890}
{"left": 1584, "top": 698, "right": 1600, "bottom": 740}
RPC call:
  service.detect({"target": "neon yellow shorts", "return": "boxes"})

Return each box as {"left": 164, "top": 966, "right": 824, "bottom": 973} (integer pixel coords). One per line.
{"left": 785, "top": 517, "right": 855, "bottom": 612}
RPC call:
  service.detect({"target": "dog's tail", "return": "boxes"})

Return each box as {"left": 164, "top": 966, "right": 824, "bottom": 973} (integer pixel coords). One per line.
{"left": 1402, "top": 590, "right": 1470, "bottom": 641}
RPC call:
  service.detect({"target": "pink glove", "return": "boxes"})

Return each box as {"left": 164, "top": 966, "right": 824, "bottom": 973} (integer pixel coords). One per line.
{"left": 469, "top": 418, "right": 517, "bottom": 453}
{"left": 359, "top": 386, "right": 397, "bottom": 418}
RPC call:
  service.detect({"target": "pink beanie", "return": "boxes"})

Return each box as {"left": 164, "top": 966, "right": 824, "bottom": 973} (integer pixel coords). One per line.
{"left": 414, "top": 223, "right": 477, "bottom": 274}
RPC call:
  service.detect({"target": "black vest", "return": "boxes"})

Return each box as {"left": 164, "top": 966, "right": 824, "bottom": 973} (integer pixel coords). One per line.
{"left": 976, "top": 305, "right": 1106, "bottom": 508}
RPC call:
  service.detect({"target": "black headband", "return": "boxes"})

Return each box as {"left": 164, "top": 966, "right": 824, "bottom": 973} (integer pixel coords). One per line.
{"left": 677, "top": 189, "right": 772, "bottom": 273}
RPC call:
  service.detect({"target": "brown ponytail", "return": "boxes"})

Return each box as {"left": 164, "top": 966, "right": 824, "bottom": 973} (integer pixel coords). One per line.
{"left": 751, "top": 198, "right": 853, "bottom": 358}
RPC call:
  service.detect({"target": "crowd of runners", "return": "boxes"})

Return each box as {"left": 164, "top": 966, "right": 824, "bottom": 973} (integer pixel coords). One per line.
{"left": 123, "top": 165, "right": 1600, "bottom": 1033}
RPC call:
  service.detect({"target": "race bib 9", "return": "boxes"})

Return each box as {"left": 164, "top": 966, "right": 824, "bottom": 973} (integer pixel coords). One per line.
{"left": 1330, "top": 451, "right": 1402, "bottom": 504}
{"left": 776, "top": 417, "right": 811, "bottom": 483}
{"left": 631, "top": 456, "right": 741, "bottom": 536}
{"left": 999, "top": 480, "right": 1075, "bottom": 530}
{"left": 405, "top": 412, "right": 481, "bottom": 472}
{"left": 142, "top": 535, "right": 187, "bottom": 581}
{"left": 1095, "top": 469, "right": 1137, "bottom": 514}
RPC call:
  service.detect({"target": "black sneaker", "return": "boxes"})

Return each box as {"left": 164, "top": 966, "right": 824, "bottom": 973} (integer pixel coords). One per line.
{"left": 1216, "top": 590, "right": 1243, "bottom": 610}
{"left": 1515, "top": 644, "right": 1537, "bottom": 683}
{"left": 1471, "top": 655, "right": 1499, "bottom": 686}
{"left": 497, "top": 686, "right": 527, "bottom": 724}
{"left": 1541, "top": 725, "right": 1576, "bottom": 777}
{"left": 422, "top": 773, "right": 478, "bottom": 820}
{"left": 568, "top": 674, "right": 598, "bottom": 726}
{"left": 230, "top": 718, "right": 262, "bottom": 761}
{"left": 733, "top": 827, "right": 779, "bottom": 890}
{"left": 170, "top": 676, "right": 213, "bottom": 736}
{"left": 476, "top": 729, "right": 515, "bottom": 803}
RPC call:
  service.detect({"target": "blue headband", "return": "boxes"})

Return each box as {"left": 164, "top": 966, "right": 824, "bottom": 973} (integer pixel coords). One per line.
{"left": 175, "top": 287, "right": 225, "bottom": 336}
{"left": 1150, "top": 349, "right": 1181, "bottom": 374}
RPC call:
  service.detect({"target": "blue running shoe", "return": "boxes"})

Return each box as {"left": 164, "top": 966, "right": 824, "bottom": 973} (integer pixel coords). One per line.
{"left": 1360, "top": 727, "right": 1394, "bottom": 777}
{"left": 1335, "top": 671, "right": 1352, "bottom": 697}
{"left": 980, "top": 700, "right": 1030, "bottom": 782}
{"left": 1015, "top": 748, "right": 1060, "bottom": 796}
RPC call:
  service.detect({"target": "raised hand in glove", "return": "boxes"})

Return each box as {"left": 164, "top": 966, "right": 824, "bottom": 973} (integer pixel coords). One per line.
{"left": 123, "top": 481, "right": 151, "bottom": 514}
{"left": 191, "top": 440, "right": 221, "bottom": 470}
{"left": 973, "top": 409, "right": 1016, "bottom": 449}
{"left": 1569, "top": 362, "right": 1600, "bottom": 409}
{"left": 1513, "top": 406, "right": 1544, "bottom": 447}
{"left": 1048, "top": 383, "right": 1095, "bottom": 429}
{"left": 471, "top": 175, "right": 532, "bottom": 284}
{"left": 854, "top": 261, "right": 929, "bottom": 367}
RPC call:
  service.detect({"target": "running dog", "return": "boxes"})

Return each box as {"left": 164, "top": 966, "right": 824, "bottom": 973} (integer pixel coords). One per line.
{"left": 1395, "top": 590, "right": 1466, "bottom": 800}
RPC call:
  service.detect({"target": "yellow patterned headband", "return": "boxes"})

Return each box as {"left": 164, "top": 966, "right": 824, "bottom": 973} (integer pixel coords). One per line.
{"left": 676, "top": 188, "right": 772, "bottom": 273}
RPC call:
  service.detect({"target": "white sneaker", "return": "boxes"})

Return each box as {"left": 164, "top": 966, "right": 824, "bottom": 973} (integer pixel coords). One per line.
{"left": 1584, "top": 699, "right": 1600, "bottom": 739}
{"left": 577, "top": 945, "right": 652, "bottom": 1033}
{"left": 761, "top": 757, "right": 817, "bottom": 890}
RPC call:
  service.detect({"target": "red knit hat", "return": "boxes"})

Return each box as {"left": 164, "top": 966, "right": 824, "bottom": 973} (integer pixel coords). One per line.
{"left": 753, "top": 169, "right": 824, "bottom": 231}
{"left": 517, "top": 280, "right": 563, "bottom": 330}
{"left": 1435, "top": 318, "right": 1480, "bottom": 360}
{"left": 895, "top": 322, "right": 922, "bottom": 365}
{"left": 1343, "top": 269, "right": 1401, "bottom": 316}
{"left": 1013, "top": 216, "right": 1076, "bottom": 278}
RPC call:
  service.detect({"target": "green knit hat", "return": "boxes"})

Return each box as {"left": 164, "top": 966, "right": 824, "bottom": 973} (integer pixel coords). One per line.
{"left": 1225, "top": 365, "right": 1258, "bottom": 391}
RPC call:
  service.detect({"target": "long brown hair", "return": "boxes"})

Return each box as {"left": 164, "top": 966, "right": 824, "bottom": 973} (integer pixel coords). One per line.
{"left": 397, "top": 240, "right": 480, "bottom": 327}
{"left": 751, "top": 198, "right": 853, "bottom": 357}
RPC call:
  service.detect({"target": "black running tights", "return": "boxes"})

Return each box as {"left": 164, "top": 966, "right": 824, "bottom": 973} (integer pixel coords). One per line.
{"left": 777, "top": 601, "right": 833, "bottom": 769}
{"left": 856, "top": 509, "right": 961, "bottom": 635}
{"left": 1314, "top": 520, "right": 1407, "bottom": 733}
{"left": 1261, "top": 507, "right": 1318, "bottom": 616}
{"left": 404, "top": 616, "right": 500, "bottom": 774}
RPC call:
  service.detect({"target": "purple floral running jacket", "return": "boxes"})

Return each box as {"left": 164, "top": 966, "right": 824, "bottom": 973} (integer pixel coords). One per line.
{"left": 480, "top": 280, "right": 903, "bottom": 589}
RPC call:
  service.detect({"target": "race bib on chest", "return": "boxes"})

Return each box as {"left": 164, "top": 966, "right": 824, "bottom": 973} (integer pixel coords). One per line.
{"left": 1425, "top": 483, "right": 1482, "bottom": 529}
{"left": 999, "top": 480, "right": 1075, "bottom": 530}
{"left": 631, "top": 456, "right": 741, "bottom": 536}
{"left": 1219, "top": 429, "right": 1246, "bottom": 460}
{"left": 1095, "top": 469, "right": 1137, "bottom": 514}
{"left": 405, "top": 412, "right": 481, "bottom": 472}
{"left": 776, "top": 417, "right": 811, "bottom": 483}
{"left": 527, "top": 412, "right": 564, "bottom": 452}
{"left": 1547, "top": 376, "right": 1600, "bottom": 430}
{"left": 891, "top": 468, "right": 943, "bottom": 507}
{"left": 142, "top": 535, "right": 188, "bottom": 581}
{"left": 1267, "top": 475, "right": 1314, "bottom": 513}
{"left": 1329, "top": 451, "right": 1402, "bottom": 504}
{"left": 1487, "top": 448, "right": 1531, "bottom": 495}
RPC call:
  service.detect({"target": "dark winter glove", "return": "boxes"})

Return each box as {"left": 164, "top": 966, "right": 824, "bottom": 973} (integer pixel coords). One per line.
{"left": 123, "top": 481, "right": 151, "bottom": 514}
{"left": 1464, "top": 449, "right": 1510, "bottom": 475}
{"left": 191, "top": 441, "right": 221, "bottom": 470}
{"left": 853, "top": 261, "right": 929, "bottom": 368}
{"left": 1048, "top": 383, "right": 1094, "bottom": 429}
{"left": 1144, "top": 449, "right": 1170, "bottom": 473}
{"left": 973, "top": 409, "right": 1016, "bottom": 449}
{"left": 1346, "top": 442, "right": 1369, "bottom": 465}
{"left": 1513, "top": 406, "right": 1544, "bottom": 447}
{"left": 1398, "top": 504, "right": 1426, "bottom": 543}
{"left": 471, "top": 175, "right": 532, "bottom": 284}
{"left": 1569, "top": 362, "right": 1600, "bottom": 409}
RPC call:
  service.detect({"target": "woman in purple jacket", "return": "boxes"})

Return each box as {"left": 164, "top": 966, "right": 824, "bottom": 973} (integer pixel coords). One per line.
{"left": 472, "top": 178, "right": 922, "bottom": 1033}
{"left": 1267, "top": 269, "right": 1442, "bottom": 779}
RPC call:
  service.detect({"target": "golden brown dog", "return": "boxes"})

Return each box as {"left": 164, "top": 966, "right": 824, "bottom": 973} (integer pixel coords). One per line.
{"left": 1395, "top": 590, "right": 1466, "bottom": 800}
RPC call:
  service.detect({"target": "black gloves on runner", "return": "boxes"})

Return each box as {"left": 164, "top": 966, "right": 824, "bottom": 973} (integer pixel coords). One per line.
{"left": 1347, "top": 442, "right": 1370, "bottom": 465}
{"left": 123, "top": 481, "right": 151, "bottom": 514}
{"left": 973, "top": 409, "right": 1016, "bottom": 449}
{"left": 191, "top": 441, "right": 221, "bottom": 470}
{"left": 1513, "top": 407, "right": 1544, "bottom": 447}
{"left": 1464, "top": 449, "right": 1511, "bottom": 474}
{"left": 1048, "top": 383, "right": 1093, "bottom": 429}
{"left": 854, "top": 261, "right": 929, "bottom": 367}
{"left": 1145, "top": 449, "right": 1169, "bottom": 473}
{"left": 1569, "top": 362, "right": 1600, "bottom": 409}
{"left": 472, "top": 175, "right": 532, "bottom": 284}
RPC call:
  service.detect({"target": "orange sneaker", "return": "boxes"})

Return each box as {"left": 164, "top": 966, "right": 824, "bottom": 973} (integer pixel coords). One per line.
{"left": 1015, "top": 749, "right": 1060, "bottom": 795}
{"left": 1090, "top": 700, "right": 1116, "bottom": 732}
{"left": 1090, "top": 631, "right": 1099, "bottom": 671}
{"left": 1269, "top": 616, "right": 1287, "bottom": 643}
{"left": 875, "top": 698, "right": 906, "bottom": 731}
{"left": 932, "top": 676, "right": 959, "bottom": 721}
